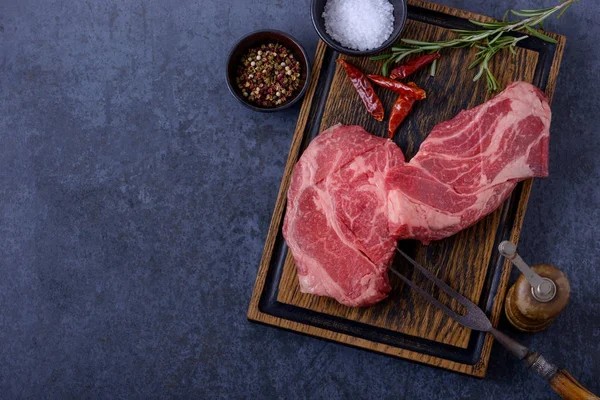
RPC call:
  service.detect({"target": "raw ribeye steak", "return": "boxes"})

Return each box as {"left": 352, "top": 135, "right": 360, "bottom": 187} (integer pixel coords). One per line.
{"left": 283, "top": 82, "right": 551, "bottom": 307}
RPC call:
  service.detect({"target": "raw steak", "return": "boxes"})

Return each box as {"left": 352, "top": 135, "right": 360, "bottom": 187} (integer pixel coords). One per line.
{"left": 283, "top": 82, "right": 551, "bottom": 307}
{"left": 387, "top": 81, "right": 551, "bottom": 242}
{"left": 283, "top": 126, "right": 404, "bottom": 306}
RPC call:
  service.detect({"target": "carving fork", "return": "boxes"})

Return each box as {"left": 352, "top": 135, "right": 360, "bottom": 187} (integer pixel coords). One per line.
{"left": 392, "top": 248, "right": 598, "bottom": 400}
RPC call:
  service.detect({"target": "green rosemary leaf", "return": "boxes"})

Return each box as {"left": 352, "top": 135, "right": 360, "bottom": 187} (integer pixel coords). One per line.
{"left": 515, "top": 35, "right": 529, "bottom": 42}
{"left": 395, "top": 52, "right": 412, "bottom": 64}
{"left": 473, "top": 32, "right": 498, "bottom": 41}
{"left": 486, "top": 68, "right": 500, "bottom": 91}
{"left": 473, "top": 64, "right": 486, "bottom": 82}
{"left": 528, "top": 7, "right": 561, "bottom": 27}
{"left": 376, "top": 0, "right": 576, "bottom": 92}
{"left": 454, "top": 42, "right": 473, "bottom": 49}
{"left": 401, "top": 38, "right": 438, "bottom": 46}
{"left": 421, "top": 46, "right": 444, "bottom": 52}
{"left": 557, "top": 4, "right": 572, "bottom": 18}
{"left": 451, "top": 29, "right": 478, "bottom": 34}
{"left": 391, "top": 46, "right": 412, "bottom": 52}
{"left": 524, "top": 25, "right": 558, "bottom": 43}
{"left": 511, "top": 9, "right": 545, "bottom": 17}
{"left": 429, "top": 58, "right": 437, "bottom": 77}
{"left": 469, "top": 20, "right": 509, "bottom": 28}
{"left": 519, "top": 7, "right": 555, "bottom": 13}
{"left": 382, "top": 59, "right": 391, "bottom": 77}
{"left": 370, "top": 54, "right": 392, "bottom": 61}
{"left": 444, "top": 39, "right": 468, "bottom": 47}
{"left": 469, "top": 54, "right": 486, "bottom": 70}
{"left": 488, "top": 31, "right": 505, "bottom": 46}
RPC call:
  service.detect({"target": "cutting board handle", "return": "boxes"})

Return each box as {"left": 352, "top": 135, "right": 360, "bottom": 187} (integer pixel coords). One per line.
{"left": 549, "top": 370, "right": 599, "bottom": 400}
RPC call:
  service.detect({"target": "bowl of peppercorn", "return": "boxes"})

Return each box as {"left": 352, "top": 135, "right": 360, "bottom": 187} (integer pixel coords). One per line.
{"left": 226, "top": 30, "right": 311, "bottom": 112}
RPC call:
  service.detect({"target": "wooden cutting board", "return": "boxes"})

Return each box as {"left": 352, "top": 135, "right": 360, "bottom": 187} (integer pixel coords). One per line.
{"left": 248, "top": 0, "right": 565, "bottom": 377}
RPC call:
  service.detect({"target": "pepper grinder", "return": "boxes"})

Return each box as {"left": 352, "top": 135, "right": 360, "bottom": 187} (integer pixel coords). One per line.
{"left": 499, "top": 241, "right": 571, "bottom": 333}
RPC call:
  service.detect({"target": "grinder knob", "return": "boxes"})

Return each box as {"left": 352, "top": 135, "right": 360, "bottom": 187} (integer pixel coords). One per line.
{"left": 505, "top": 264, "right": 570, "bottom": 332}
{"left": 499, "top": 242, "right": 571, "bottom": 333}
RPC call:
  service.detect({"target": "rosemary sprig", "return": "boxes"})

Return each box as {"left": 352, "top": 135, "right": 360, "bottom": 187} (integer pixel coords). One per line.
{"left": 372, "top": 0, "right": 578, "bottom": 92}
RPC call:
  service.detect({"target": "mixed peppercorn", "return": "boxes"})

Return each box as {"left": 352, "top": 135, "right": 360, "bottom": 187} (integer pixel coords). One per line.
{"left": 236, "top": 43, "right": 302, "bottom": 107}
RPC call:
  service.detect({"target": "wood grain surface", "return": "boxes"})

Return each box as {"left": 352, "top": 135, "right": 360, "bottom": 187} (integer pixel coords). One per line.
{"left": 248, "top": 0, "right": 566, "bottom": 377}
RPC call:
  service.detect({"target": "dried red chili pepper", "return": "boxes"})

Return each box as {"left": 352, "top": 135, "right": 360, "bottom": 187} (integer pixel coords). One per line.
{"left": 337, "top": 59, "right": 384, "bottom": 122}
{"left": 389, "top": 53, "right": 441, "bottom": 80}
{"left": 388, "top": 83, "right": 418, "bottom": 139}
{"left": 367, "top": 75, "right": 426, "bottom": 100}
{"left": 388, "top": 94, "right": 415, "bottom": 139}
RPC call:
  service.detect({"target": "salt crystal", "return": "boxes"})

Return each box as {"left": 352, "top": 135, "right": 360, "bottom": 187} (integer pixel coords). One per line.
{"left": 323, "top": 0, "right": 395, "bottom": 51}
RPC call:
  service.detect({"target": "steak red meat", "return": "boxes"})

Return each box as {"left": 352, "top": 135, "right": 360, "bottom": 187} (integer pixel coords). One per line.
{"left": 283, "top": 82, "right": 551, "bottom": 307}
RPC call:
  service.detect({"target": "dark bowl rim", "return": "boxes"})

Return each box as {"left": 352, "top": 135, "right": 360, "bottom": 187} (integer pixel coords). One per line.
{"left": 310, "top": 0, "right": 408, "bottom": 56}
{"left": 225, "top": 29, "right": 312, "bottom": 113}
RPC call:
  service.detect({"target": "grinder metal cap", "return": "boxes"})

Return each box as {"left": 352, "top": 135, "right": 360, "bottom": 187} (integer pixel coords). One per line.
{"left": 498, "top": 241, "right": 557, "bottom": 302}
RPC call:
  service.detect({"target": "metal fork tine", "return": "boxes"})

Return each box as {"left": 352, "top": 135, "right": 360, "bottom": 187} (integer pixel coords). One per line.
{"left": 388, "top": 267, "right": 464, "bottom": 322}
{"left": 396, "top": 247, "right": 473, "bottom": 310}
{"left": 393, "top": 247, "right": 492, "bottom": 332}
{"left": 393, "top": 250, "right": 549, "bottom": 369}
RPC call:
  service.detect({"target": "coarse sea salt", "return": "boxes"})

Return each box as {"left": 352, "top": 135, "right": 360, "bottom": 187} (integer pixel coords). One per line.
{"left": 323, "top": 0, "right": 395, "bottom": 51}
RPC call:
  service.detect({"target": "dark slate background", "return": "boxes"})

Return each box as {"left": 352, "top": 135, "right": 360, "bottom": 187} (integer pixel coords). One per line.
{"left": 0, "top": 0, "right": 598, "bottom": 398}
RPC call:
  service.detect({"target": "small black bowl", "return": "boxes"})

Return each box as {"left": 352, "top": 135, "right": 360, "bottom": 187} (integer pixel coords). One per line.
{"left": 311, "top": 0, "right": 407, "bottom": 56}
{"left": 226, "top": 30, "right": 311, "bottom": 112}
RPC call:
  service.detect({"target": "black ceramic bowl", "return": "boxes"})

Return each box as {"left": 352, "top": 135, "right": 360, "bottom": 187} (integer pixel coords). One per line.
{"left": 311, "top": 0, "right": 407, "bottom": 56}
{"left": 226, "top": 30, "right": 311, "bottom": 112}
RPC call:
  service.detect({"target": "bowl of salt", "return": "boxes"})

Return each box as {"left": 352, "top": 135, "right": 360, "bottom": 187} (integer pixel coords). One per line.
{"left": 311, "top": 0, "right": 407, "bottom": 56}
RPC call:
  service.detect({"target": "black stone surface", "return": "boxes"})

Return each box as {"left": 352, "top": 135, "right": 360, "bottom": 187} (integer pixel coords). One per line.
{"left": 0, "top": 0, "right": 598, "bottom": 398}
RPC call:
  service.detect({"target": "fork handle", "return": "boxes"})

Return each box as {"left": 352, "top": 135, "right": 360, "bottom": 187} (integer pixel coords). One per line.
{"left": 550, "top": 370, "right": 600, "bottom": 400}
{"left": 526, "top": 352, "right": 599, "bottom": 400}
